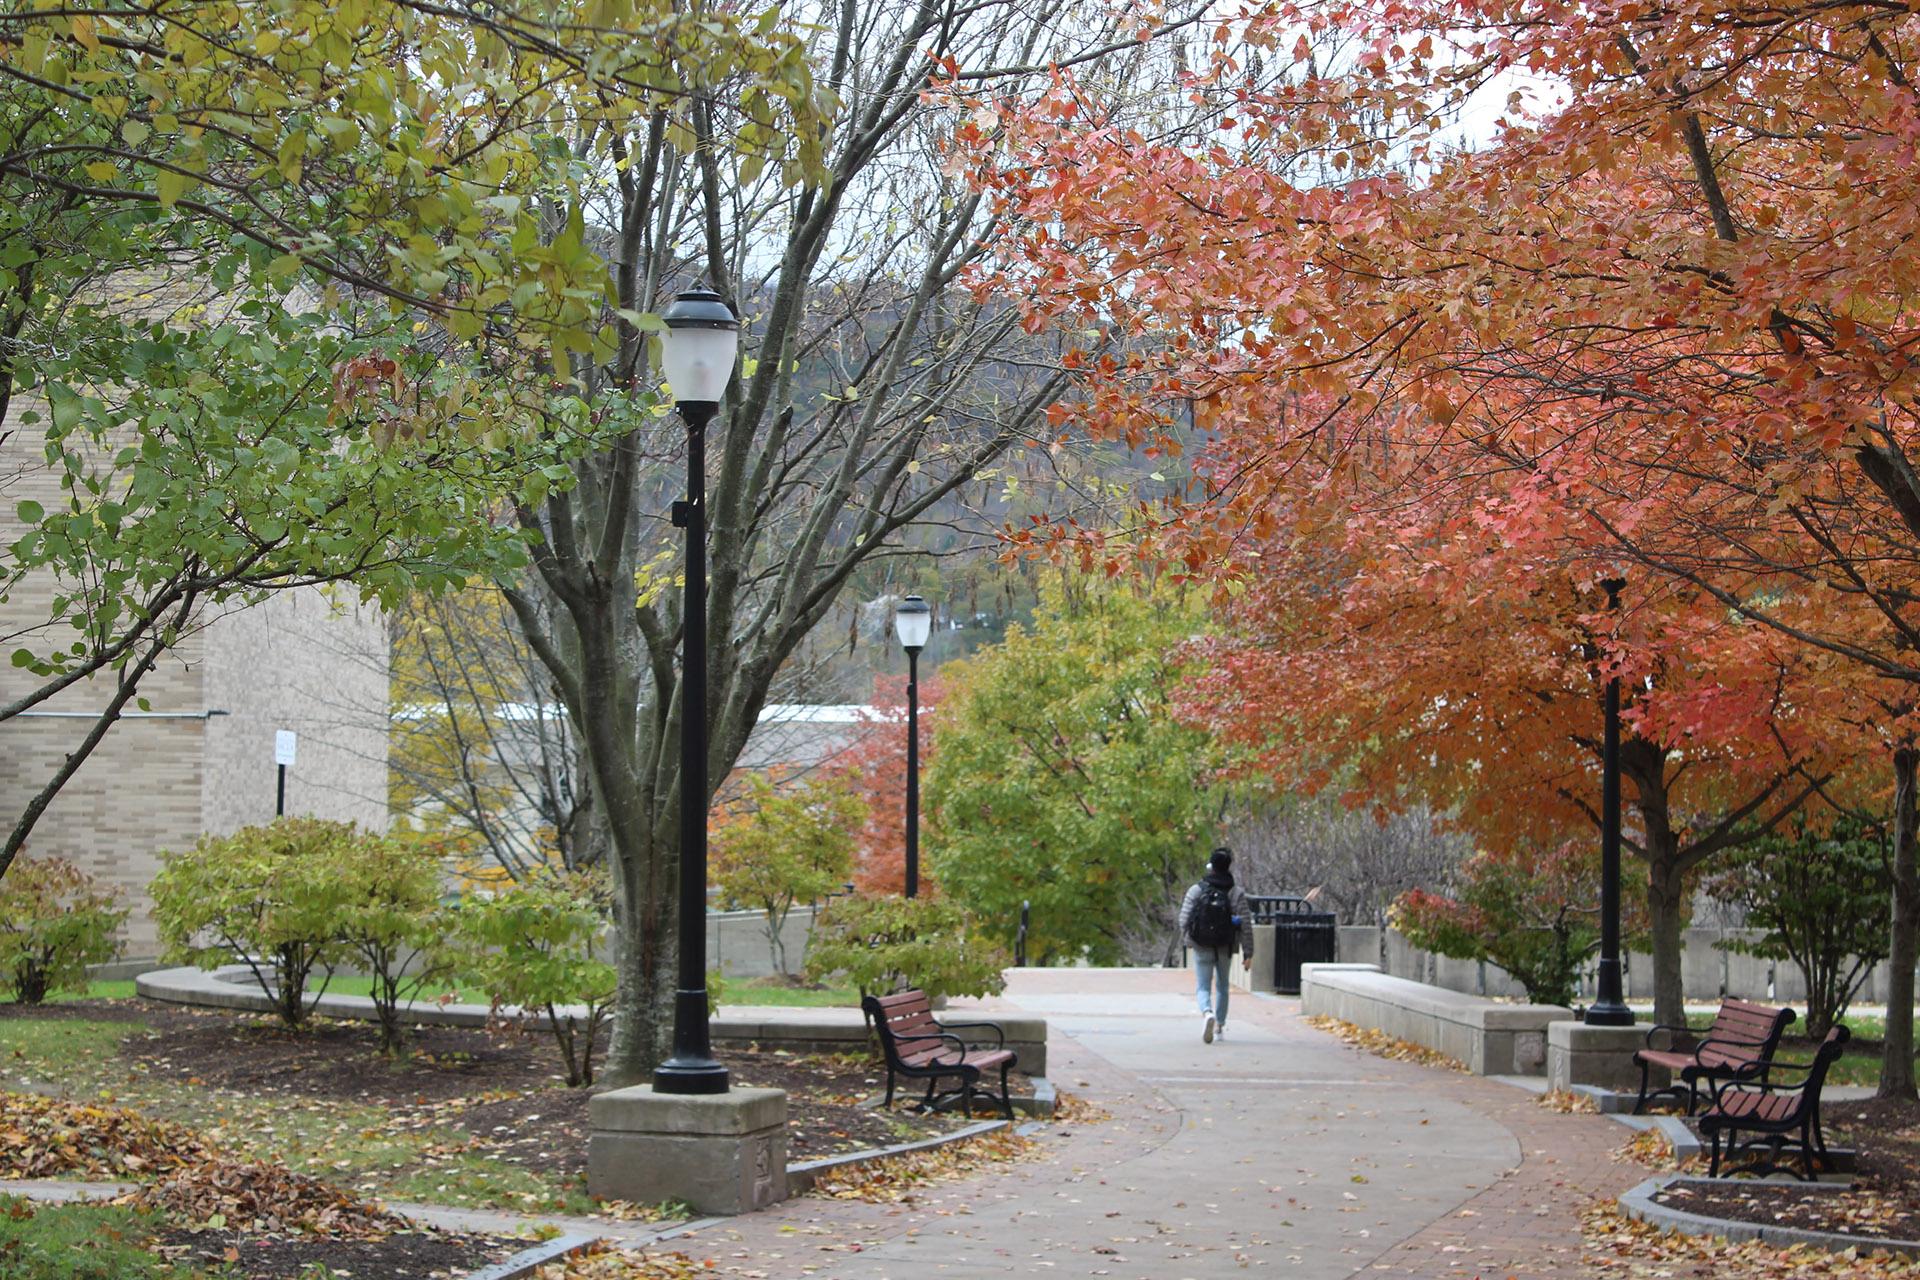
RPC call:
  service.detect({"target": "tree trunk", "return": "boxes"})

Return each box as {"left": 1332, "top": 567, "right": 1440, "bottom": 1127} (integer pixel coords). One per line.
{"left": 602, "top": 828, "right": 677, "bottom": 1088}
{"left": 1623, "top": 740, "right": 1686, "bottom": 1028}
{"left": 1646, "top": 855, "right": 1687, "bottom": 1029}
{"left": 1881, "top": 745, "right": 1918, "bottom": 1101}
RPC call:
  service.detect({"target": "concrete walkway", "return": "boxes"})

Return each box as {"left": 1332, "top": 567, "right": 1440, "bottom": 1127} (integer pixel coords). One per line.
{"left": 678, "top": 968, "right": 1642, "bottom": 1279}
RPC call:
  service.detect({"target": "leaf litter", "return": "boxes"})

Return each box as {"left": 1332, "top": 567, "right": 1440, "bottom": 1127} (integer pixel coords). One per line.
{"left": 1302, "top": 1015, "right": 1468, "bottom": 1073}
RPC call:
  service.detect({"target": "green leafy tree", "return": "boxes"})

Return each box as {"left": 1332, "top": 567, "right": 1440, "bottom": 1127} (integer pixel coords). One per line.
{"left": 332, "top": 833, "right": 457, "bottom": 1055}
{"left": 0, "top": 857, "right": 127, "bottom": 1004}
{"left": 1392, "top": 842, "right": 1657, "bottom": 1008}
{"left": 713, "top": 773, "right": 861, "bottom": 973}
{"left": 151, "top": 818, "right": 360, "bottom": 1028}
{"left": 1708, "top": 814, "right": 1892, "bottom": 1039}
{"left": 924, "top": 583, "right": 1228, "bottom": 965}
{"left": 453, "top": 870, "right": 616, "bottom": 1087}
{"left": 0, "top": 0, "right": 828, "bottom": 880}
{"left": 803, "top": 896, "right": 1008, "bottom": 1002}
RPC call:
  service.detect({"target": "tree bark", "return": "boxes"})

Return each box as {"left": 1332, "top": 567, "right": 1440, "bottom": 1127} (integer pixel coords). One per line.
{"left": 1622, "top": 739, "right": 1686, "bottom": 1028}
{"left": 1880, "top": 744, "right": 1918, "bottom": 1101}
{"left": 1645, "top": 854, "right": 1687, "bottom": 1030}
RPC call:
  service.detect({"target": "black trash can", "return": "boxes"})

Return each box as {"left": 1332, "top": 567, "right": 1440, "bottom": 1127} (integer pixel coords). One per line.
{"left": 1248, "top": 896, "right": 1337, "bottom": 994}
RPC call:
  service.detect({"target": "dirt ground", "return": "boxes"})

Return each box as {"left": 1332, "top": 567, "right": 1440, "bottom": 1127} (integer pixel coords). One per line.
{"left": 151, "top": 1223, "right": 520, "bottom": 1280}
{"left": 1662, "top": 1096, "right": 1920, "bottom": 1241}
{"left": 6, "top": 998, "right": 988, "bottom": 1176}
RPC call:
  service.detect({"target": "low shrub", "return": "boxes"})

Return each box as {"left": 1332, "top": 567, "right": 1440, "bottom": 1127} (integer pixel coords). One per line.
{"left": 452, "top": 870, "right": 615, "bottom": 1086}
{"left": 151, "top": 818, "right": 360, "bottom": 1029}
{"left": 0, "top": 858, "right": 126, "bottom": 1004}
{"left": 331, "top": 833, "right": 456, "bottom": 1054}
{"left": 803, "top": 895, "right": 1009, "bottom": 1001}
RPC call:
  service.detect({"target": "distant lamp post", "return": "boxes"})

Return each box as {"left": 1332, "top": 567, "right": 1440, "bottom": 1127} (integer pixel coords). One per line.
{"left": 894, "top": 594, "right": 932, "bottom": 899}
{"left": 1586, "top": 577, "right": 1635, "bottom": 1027}
{"left": 653, "top": 284, "right": 741, "bottom": 1095}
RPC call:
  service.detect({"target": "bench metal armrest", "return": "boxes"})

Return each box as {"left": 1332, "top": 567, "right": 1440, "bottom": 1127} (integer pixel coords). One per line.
{"left": 1643, "top": 1022, "right": 1696, "bottom": 1052}
{"left": 934, "top": 1018, "right": 1006, "bottom": 1048}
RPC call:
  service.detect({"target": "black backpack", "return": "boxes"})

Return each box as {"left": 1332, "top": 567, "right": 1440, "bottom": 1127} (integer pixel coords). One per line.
{"left": 1187, "top": 881, "right": 1236, "bottom": 948}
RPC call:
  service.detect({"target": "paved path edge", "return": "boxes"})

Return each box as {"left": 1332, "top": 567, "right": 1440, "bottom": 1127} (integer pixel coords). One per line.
{"left": 786, "top": 1117, "right": 1009, "bottom": 1194}
{"left": 1620, "top": 1174, "right": 1918, "bottom": 1256}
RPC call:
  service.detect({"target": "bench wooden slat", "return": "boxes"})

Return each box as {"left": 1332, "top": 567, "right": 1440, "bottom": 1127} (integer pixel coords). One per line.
{"left": 861, "top": 988, "right": 1018, "bottom": 1121}
{"left": 1633, "top": 999, "right": 1795, "bottom": 1117}
{"left": 1698, "top": 1026, "right": 1850, "bottom": 1180}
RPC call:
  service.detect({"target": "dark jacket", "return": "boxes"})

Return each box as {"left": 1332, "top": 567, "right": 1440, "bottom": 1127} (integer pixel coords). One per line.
{"left": 1179, "top": 871, "right": 1253, "bottom": 959}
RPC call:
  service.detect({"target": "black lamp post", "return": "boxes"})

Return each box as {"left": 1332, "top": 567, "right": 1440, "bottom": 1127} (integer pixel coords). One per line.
{"left": 1586, "top": 577, "right": 1635, "bottom": 1027}
{"left": 652, "top": 284, "right": 741, "bottom": 1095}
{"left": 894, "top": 595, "right": 932, "bottom": 898}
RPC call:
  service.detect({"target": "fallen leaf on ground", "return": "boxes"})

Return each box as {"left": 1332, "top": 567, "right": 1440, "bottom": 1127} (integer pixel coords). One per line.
{"left": 1301, "top": 1016, "right": 1467, "bottom": 1073}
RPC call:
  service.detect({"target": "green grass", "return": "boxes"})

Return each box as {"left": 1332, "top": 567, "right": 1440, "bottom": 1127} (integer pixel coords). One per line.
{"left": 0, "top": 1196, "right": 192, "bottom": 1280}
{"left": 0, "top": 1016, "right": 145, "bottom": 1080}
{"left": 0, "top": 1013, "right": 581, "bottom": 1213}
{"left": 0, "top": 979, "right": 139, "bottom": 1006}
{"left": 719, "top": 976, "right": 858, "bottom": 1008}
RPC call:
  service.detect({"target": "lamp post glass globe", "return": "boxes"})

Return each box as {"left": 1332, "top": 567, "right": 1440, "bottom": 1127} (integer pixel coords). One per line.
{"left": 894, "top": 595, "right": 932, "bottom": 652}
{"left": 659, "top": 286, "right": 740, "bottom": 407}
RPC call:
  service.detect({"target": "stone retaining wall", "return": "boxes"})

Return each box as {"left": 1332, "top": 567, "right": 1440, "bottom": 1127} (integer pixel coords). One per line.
{"left": 1300, "top": 963, "right": 1570, "bottom": 1076}
{"left": 1333, "top": 925, "right": 1901, "bottom": 1005}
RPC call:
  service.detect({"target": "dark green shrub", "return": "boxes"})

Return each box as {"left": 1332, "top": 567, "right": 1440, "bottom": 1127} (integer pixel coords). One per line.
{"left": 803, "top": 896, "right": 1009, "bottom": 1001}
{"left": 1708, "top": 814, "right": 1892, "bottom": 1038}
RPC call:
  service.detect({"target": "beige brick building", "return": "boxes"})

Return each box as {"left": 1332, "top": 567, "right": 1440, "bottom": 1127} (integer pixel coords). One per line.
{"left": 0, "top": 278, "right": 389, "bottom": 957}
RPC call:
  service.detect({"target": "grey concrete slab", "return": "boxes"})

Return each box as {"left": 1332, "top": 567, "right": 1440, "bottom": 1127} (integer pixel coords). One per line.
{"left": 681, "top": 971, "right": 1530, "bottom": 1278}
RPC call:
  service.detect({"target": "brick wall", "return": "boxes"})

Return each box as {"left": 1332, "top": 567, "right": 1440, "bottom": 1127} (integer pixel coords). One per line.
{"left": 2, "top": 299, "right": 390, "bottom": 955}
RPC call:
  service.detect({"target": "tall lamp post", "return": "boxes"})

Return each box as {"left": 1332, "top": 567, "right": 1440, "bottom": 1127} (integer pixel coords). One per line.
{"left": 653, "top": 284, "right": 741, "bottom": 1095}
{"left": 894, "top": 595, "right": 932, "bottom": 898}
{"left": 1585, "top": 577, "right": 1635, "bottom": 1027}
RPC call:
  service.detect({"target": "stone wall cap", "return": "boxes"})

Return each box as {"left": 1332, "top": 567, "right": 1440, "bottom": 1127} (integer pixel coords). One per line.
{"left": 1304, "top": 967, "right": 1569, "bottom": 1027}
{"left": 1549, "top": 1019, "right": 1648, "bottom": 1047}
{"left": 590, "top": 1085, "right": 788, "bottom": 1136}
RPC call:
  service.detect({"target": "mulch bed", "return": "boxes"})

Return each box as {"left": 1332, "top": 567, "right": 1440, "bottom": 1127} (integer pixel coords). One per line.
{"left": 78, "top": 998, "right": 978, "bottom": 1176}
{"left": 1658, "top": 1097, "right": 1920, "bottom": 1242}
{"left": 151, "top": 1223, "right": 521, "bottom": 1279}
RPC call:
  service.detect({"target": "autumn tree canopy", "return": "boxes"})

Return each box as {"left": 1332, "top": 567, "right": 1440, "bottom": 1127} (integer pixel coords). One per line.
{"left": 969, "top": 0, "right": 1918, "bottom": 1039}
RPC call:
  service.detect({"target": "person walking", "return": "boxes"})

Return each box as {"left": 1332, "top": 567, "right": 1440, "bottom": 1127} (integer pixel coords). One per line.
{"left": 1180, "top": 847, "right": 1253, "bottom": 1043}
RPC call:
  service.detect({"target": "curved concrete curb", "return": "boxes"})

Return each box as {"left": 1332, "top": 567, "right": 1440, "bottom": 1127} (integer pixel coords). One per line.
{"left": 1621, "top": 1175, "right": 1920, "bottom": 1255}
{"left": 466, "top": 1232, "right": 603, "bottom": 1279}
{"left": 786, "top": 1117, "right": 1010, "bottom": 1194}
{"left": 135, "top": 966, "right": 1049, "bottom": 1073}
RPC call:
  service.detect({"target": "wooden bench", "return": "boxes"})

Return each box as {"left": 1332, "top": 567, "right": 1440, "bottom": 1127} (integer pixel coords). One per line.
{"left": 1699, "top": 1025, "right": 1850, "bottom": 1181}
{"left": 1633, "top": 998, "right": 1796, "bottom": 1115}
{"left": 862, "top": 990, "right": 1018, "bottom": 1120}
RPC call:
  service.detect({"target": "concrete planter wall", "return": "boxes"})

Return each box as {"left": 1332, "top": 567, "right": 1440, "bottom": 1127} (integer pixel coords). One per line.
{"left": 1300, "top": 963, "right": 1570, "bottom": 1076}
{"left": 1327, "top": 925, "right": 1896, "bottom": 1005}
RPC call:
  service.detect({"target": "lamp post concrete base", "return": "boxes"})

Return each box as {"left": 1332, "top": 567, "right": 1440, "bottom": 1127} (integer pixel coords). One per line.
{"left": 588, "top": 1085, "right": 788, "bottom": 1215}
{"left": 1547, "top": 1020, "right": 1652, "bottom": 1093}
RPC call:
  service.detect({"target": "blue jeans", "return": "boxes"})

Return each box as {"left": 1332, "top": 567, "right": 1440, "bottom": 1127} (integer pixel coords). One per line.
{"left": 1194, "top": 945, "right": 1232, "bottom": 1024}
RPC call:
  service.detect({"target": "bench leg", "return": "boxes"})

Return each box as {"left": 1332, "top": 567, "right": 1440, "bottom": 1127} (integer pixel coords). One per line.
{"left": 997, "top": 1060, "right": 1014, "bottom": 1121}
{"left": 1707, "top": 1127, "right": 1723, "bottom": 1178}
{"left": 885, "top": 1069, "right": 896, "bottom": 1110}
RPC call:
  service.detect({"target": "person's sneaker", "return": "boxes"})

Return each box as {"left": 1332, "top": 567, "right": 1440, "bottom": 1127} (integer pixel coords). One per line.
{"left": 1202, "top": 1012, "right": 1217, "bottom": 1044}
{"left": 1215, "top": 1024, "right": 1227, "bottom": 1041}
